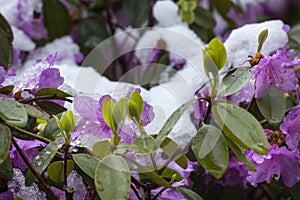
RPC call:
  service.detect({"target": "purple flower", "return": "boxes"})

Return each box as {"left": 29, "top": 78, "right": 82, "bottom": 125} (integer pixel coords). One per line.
{"left": 74, "top": 93, "right": 155, "bottom": 144}
{"left": 251, "top": 50, "right": 297, "bottom": 98}
{"left": 10, "top": 138, "right": 45, "bottom": 172}
{"left": 73, "top": 96, "right": 111, "bottom": 140}
{"left": 151, "top": 161, "right": 195, "bottom": 200}
{"left": 227, "top": 81, "right": 255, "bottom": 106}
{"left": 39, "top": 68, "right": 64, "bottom": 88}
{"left": 280, "top": 104, "right": 300, "bottom": 150}
{"left": 246, "top": 144, "right": 300, "bottom": 187}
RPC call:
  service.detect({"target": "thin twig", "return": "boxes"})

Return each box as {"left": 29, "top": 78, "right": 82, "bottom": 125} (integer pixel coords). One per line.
{"left": 63, "top": 145, "right": 73, "bottom": 200}
{"left": 11, "top": 137, "right": 57, "bottom": 199}
{"left": 131, "top": 183, "right": 142, "bottom": 200}
{"left": 4, "top": 122, "right": 51, "bottom": 143}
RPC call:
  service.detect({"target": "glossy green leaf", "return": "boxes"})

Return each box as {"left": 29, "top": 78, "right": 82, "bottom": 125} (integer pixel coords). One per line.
{"left": 0, "top": 85, "right": 14, "bottom": 95}
{"left": 161, "top": 167, "right": 183, "bottom": 182}
{"left": 129, "top": 91, "right": 144, "bottom": 124}
{"left": 95, "top": 155, "right": 130, "bottom": 200}
{"left": 113, "top": 98, "right": 128, "bottom": 124}
{"left": 192, "top": 125, "right": 228, "bottom": 178}
{"left": 35, "top": 88, "right": 72, "bottom": 98}
{"left": 256, "top": 86, "right": 285, "bottom": 125}
{"left": 156, "top": 99, "right": 195, "bottom": 144}
{"left": 123, "top": 0, "right": 151, "bottom": 27}
{"left": 0, "top": 30, "right": 13, "bottom": 70}
{"left": 26, "top": 141, "right": 61, "bottom": 185}
{"left": 0, "top": 155, "right": 13, "bottom": 179}
{"left": 92, "top": 140, "right": 111, "bottom": 159}
{"left": 203, "top": 49, "right": 219, "bottom": 79}
{"left": 205, "top": 38, "right": 227, "bottom": 70}
{"left": 42, "top": 113, "right": 62, "bottom": 140}
{"left": 219, "top": 67, "right": 252, "bottom": 96}
{"left": 160, "top": 138, "right": 188, "bottom": 169}
{"left": 47, "top": 160, "right": 74, "bottom": 183}
{"left": 73, "top": 153, "right": 100, "bottom": 178}
{"left": 35, "top": 100, "right": 67, "bottom": 116}
{"left": 194, "top": 6, "right": 215, "bottom": 29}
{"left": 0, "top": 98, "right": 28, "bottom": 127}
{"left": 212, "top": 100, "right": 269, "bottom": 154}
{"left": 0, "top": 125, "right": 11, "bottom": 165}
{"left": 127, "top": 135, "right": 156, "bottom": 155}
{"left": 257, "top": 29, "right": 268, "bottom": 52}
{"left": 23, "top": 104, "right": 49, "bottom": 121}
{"left": 58, "top": 110, "right": 76, "bottom": 135}
{"left": 43, "top": 0, "right": 72, "bottom": 41}
{"left": 102, "top": 98, "right": 116, "bottom": 132}
{"left": 225, "top": 137, "right": 255, "bottom": 171}
{"left": 0, "top": 13, "right": 13, "bottom": 42}
{"left": 177, "top": 187, "right": 203, "bottom": 200}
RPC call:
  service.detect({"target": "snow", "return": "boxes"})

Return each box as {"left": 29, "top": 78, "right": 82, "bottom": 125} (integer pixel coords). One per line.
{"left": 25, "top": 36, "right": 82, "bottom": 67}
{"left": 224, "top": 20, "right": 288, "bottom": 68}
{"left": 11, "top": 26, "right": 36, "bottom": 52}
{"left": 153, "top": 0, "right": 182, "bottom": 27}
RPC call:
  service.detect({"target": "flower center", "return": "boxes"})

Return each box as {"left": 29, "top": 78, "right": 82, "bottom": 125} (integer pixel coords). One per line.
{"left": 269, "top": 130, "right": 286, "bottom": 146}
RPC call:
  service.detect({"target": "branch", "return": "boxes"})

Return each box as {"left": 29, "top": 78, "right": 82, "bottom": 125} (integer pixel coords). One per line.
{"left": 11, "top": 137, "right": 57, "bottom": 199}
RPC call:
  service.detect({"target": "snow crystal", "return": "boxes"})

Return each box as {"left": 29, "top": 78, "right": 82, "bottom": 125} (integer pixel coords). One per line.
{"left": 8, "top": 168, "right": 46, "bottom": 200}
{"left": 11, "top": 26, "right": 35, "bottom": 51}
{"left": 59, "top": 171, "right": 87, "bottom": 200}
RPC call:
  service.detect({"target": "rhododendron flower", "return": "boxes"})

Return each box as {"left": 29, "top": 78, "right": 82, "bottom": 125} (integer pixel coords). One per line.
{"left": 74, "top": 90, "right": 155, "bottom": 144}
{"left": 251, "top": 49, "right": 298, "bottom": 98}
{"left": 280, "top": 104, "right": 300, "bottom": 150}
{"left": 246, "top": 129, "right": 300, "bottom": 187}
{"left": 247, "top": 144, "right": 300, "bottom": 187}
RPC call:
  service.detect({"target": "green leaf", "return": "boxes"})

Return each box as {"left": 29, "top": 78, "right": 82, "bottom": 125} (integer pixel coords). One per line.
{"left": 212, "top": 100, "right": 269, "bottom": 154}
{"left": 23, "top": 104, "right": 49, "bottom": 121}
{"left": 192, "top": 125, "right": 228, "bottom": 178}
{"left": 42, "top": 113, "right": 62, "bottom": 140}
{"left": 35, "top": 100, "right": 67, "bottom": 116}
{"left": 129, "top": 90, "right": 144, "bottom": 124}
{"left": 161, "top": 167, "right": 183, "bottom": 182}
{"left": 92, "top": 140, "right": 111, "bottom": 159}
{"left": 156, "top": 99, "right": 195, "bottom": 145}
{"left": 113, "top": 98, "right": 128, "bottom": 124}
{"left": 177, "top": 187, "right": 203, "bottom": 200}
{"left": 124, "top": 135, "right": 156, "bottom": 155}
{"left": 0, "top": 13, "right": 13, "bottom": 42}
{"left": 0, "top": 30, "right": 13, "bottom": 70}
{"left": 102, "top": 98, "right": 116, "bottom": 132}
{"left": 256, "top": 86, "right": 285, "bottom": 125}
{"left": 35, "top": 88, "right": 72, "bottom": 98}
{"left": 26, "top": 141, "right": 61, "bottom": 185}
{"left": 160, "top": 138, "right": 188, "bottom": 169}
{"left": 219, "top": 67, "right": 252, "bottom": 96}
{"left": 123, "top": 0, "right": 151, "bottom": 27}
{"left": 73, "top": 153, "right": 100, "bottom": 178}
{"left": 205, "top": 38, "right": 227, "bottom": 70}
{"left": 95, "top": 155, "right": 130, "bottom": 200}
{"left": 58, "top": 110, "right": 76, "bottom": 135}
{"left": 43, "top": 0, "right": 72, "bottom": 41}
{"left": 0, "top": 85, "right": 14, "bottom": 95}
{"left": 125, "top": 156, "right": 173, "bottom": 188}
{"left": 0, "top": 125, "right": 11, "bottom": 165}
{"left": 225, "top": 137, "right": 255, "bottom": 171}
{"left": 0, "top": 98, "right": 28, "bottom": 127}
{"left": 77, "top": 17, "right": 109, "bottom": 49}
{"left": 47, "top": 160, "right": 74, "bottom": 183}
{"left": 0, "top": 155, "right": 13, "bottom": 179}
{"left": 194, "top": 6, "right": 215, "bottom": 29}
{"left": 13, "top": 195, "right": 23, "bottom": 200}
{"left": 212, "top": 0, "right": 237, "bottom": 28}
{"left": 257, "top": 29, "right": 268, "bottom": 52}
